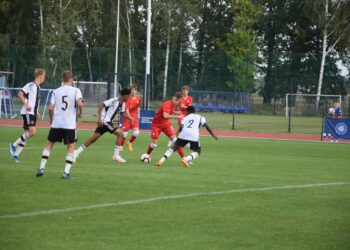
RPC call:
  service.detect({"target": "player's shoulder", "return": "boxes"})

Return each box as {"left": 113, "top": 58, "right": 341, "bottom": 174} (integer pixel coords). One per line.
{"left": 24, "top": 81, "right": 35, "bottom": 89}
{"left": 187, "top": 113, "right": 200, "bottom": 118}
{"left": 110, "top": 97, "right": 119, "bottom": 105}
{"left": 165, "top": 100, "right": 173, "bottom": 105}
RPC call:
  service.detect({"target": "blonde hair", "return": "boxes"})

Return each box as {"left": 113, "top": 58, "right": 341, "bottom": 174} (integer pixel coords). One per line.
{"left": 34, "top": 68, "right": 45, "bottom": 78}
{"left": 173, "top": 91, "right": 183, "bottom": 99}
{"left": 182, "top": 85, "right": 190, "bottom": 91}
{"left": 62, "top": 70, "right": 73, "bottom": 82}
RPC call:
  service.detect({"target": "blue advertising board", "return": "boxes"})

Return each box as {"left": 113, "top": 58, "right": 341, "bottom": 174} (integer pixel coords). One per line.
{"left": 323, "top": 116, "right": 350, "bottom": 140}
{"left": 119, "top": 110, "right": 155, "bottom": 130}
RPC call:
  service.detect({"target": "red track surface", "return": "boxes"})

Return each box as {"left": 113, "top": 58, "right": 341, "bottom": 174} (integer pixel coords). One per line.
{"left": 0, "top": 119, "right": 329, "bottom": 142}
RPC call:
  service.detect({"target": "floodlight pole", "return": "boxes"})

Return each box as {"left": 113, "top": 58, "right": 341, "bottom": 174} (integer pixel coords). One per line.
{"left": 144, "top": 0, "right": 151, "bottom": 110}
{"left": 114, "top": 0, "right": 121, "bottom": 98}
{"left": 288, "top": 77, "right": 292, "bottom": 133}
{"left": 231, "top": 77, "right": 236, "bottom": 130}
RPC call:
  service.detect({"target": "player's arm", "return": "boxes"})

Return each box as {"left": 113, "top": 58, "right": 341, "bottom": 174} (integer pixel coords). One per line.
{"left": 123, "top": 109, "right": 134, "bottom": 124}
{"left": 137, "top": 106, "right": 141, "bottom": 119}
{"left": 203, "top": 123, "right": 218, "bottom": 140}
{"left": 48, "top": 104, "right": 54, "bottom": 124}
{"left": 180, "top": 103, "right": 187, "bottom": 109}
{"left": 163, "top": 111, "right": 182, "bottom": 119}
{"left": 77, "top": 99, "right": 84, "bottom": 118}
{"left": 17, "top": 89, "right": 31, "bottom": 112}
{"left": 97, "top": 103, "right": 104, "bottom": 126}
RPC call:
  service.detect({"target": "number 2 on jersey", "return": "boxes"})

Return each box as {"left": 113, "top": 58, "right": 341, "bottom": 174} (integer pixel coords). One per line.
{"left": 62, "top": 95, "right": 68, "bottom": 111}
{"left": 187, "top": 119, "right": 194, "bottom": 128}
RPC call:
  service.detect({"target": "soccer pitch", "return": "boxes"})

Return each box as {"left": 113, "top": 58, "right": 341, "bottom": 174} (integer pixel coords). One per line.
{"left": 0, "top": 127, "right": 349, "bottom": 250}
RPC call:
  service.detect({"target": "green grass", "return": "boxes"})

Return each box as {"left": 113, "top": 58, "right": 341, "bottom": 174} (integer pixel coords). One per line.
{"left": 196, "top": 113, "right": 323, "bottom": 135}
{"left": 80, "top": 112, "right": 324, "bottom": 135}
{"left": 0, "top": 126, "right": 349, "bottom": 250}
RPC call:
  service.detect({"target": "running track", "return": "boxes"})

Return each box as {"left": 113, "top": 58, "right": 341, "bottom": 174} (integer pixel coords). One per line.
{"left": 0, "top": 119, "right": 333, "bottom": 143}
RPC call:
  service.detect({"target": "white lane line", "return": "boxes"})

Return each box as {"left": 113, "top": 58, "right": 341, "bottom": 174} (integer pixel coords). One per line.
{"left": 0, "top": 182, "right": 347, "bottom": 220}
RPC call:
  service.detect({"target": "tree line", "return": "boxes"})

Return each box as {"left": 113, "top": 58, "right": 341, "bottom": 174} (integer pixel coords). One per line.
{"left": 0, "top": 0, "right": 349, "bottom": 102}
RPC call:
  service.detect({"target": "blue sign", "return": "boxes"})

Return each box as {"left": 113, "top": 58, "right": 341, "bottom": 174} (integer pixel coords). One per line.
{"left": 323, "top": 117, "right": 350, "bottom": 140}
{"left": 120, "top": 110, "right": 155, "bottom": 130}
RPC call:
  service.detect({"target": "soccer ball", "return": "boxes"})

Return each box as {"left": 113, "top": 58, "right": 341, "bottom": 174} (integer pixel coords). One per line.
{"left": 329, "top": 107, "right": 335, "bottom": 115}
{"left": 140, "top": 153, "right": 151, "bottom": 163}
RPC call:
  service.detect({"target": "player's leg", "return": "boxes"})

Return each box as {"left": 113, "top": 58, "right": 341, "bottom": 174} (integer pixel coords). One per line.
{"left": 167, "top": 119, "right": 181, "bottom": 147}
{"left": 127, "top": 123, "right": 139, "bottom": 151}
{"left": 74, "top": 128, "right": 103, "bottom": 159}
{"left": 36, "top": 128, "right": 60, "bottom": 177}
{"left": 144, "top": 124, "right": 160, "bottom": 156}
{"left": 156, "top": 139, "right": 187, "bottom": 166}
{"left": 168, "top": 135, "right": 185, "bottom": 159}
{"left": 163, "top": 124, "right": 185, "bottom": 159}
{"left": 62, "top": 143, "right": 75, "bottom": 179}
{"left": 181, "top": 142, "right": 201, "bottom": 168}
{"left": 10, "top": 115, "right": 36, "bottom": 162}
{"left": 61, "top": 129, "right": 77, "bottom": 179}
{"left": 36, "top": 141, "right": 55, "bottom": 177}
{"left": 112, "top": 128, "right": 126, "bottom": 163}
{"left": 120, "top": 120, "right": 131, "bottom": 151}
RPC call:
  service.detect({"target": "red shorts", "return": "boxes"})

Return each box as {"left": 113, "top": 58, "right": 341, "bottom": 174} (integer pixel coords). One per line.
{"left": 151, "top": 122, "right": 175, "bottom": 140}
{"left": 123, "top": 118, "right": 139, "bottom": 131}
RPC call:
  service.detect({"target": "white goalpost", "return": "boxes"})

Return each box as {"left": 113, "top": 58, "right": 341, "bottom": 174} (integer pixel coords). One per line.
{"left": 73, "top": 80, "right": 122, "bottom": 120}
{"left": 285, "top": 93, "right": 342, "bottom": 117}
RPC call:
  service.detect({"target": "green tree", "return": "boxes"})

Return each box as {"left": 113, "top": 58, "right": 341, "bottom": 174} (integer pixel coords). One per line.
{"left": 216, "top": 0, "right": 258, "bottom": 92}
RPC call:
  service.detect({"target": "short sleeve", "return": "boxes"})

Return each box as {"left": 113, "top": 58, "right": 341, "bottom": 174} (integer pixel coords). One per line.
{"left": 120, "top": 102, "right": 126, "bottom": 112}
{"left": 21, "top": 83, "right": 31, "bottom": 94}
{"left": 103, "top": 98, "right": 115, "bottom": 107}
{"left": 189, "top": 96, "right": 193, "bottom": 106}
{"left": 162, "top": 101, "right": 172, "bottom": 114}
{"left": 76, "top": 88, "right": 83, "bottom": 101}
{"left": 200, "top": 116, "right": 206, "bottom": 127}
{"left": 50, "top": 91, "right": 56, "bottom": 105}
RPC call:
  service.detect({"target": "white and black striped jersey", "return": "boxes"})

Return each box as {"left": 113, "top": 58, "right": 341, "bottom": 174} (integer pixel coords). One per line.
{"left": 50, "top": 85, "right": 83, "bottom": 129}
{"left": 101, "top": 97, "right": 126, "bottom": 124}
{"left": 179, "top": 113, "right": 206, "bottom": 142}
{"left": 20, "top": 82, "right": 40, "bottom": 115}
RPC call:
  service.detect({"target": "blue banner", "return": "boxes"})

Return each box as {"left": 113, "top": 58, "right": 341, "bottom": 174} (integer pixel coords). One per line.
{"left": 120, "top": 110, "right": 155, "bottom": 130}
{"left": 323, "top": 117, "right": 350, "bottom": 140}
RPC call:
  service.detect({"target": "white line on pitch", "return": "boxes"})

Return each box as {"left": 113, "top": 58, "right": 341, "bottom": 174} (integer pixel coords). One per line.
{"left": 0, "top": 182, "right": 347, "bottom": 220}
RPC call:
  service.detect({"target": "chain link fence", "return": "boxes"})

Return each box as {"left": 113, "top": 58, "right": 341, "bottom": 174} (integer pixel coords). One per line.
{"left": 1, "top": 45, "right": 349, "bottom": 134}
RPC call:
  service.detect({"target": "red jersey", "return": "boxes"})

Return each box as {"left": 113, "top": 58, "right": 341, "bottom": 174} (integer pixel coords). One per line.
{"left": 180, "top": 95, "right": 193, "bottom": 115}
{"left": 126, "top": 96, "right": 141, "bottom": 117}
{"left": 152, "top": 100, "right": 176, "bottom": 125}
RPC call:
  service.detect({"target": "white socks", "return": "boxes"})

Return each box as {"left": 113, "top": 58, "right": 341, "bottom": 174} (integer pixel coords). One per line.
{"left": 159, "top": 148, "right": 174, "bottom": 164}
{"left": 64, "top": 153, "right": 74, "bottom": 174}
{"left": 39, "top": 148, "right": 51, "bottom": 170}
{"left": 13, "top": 132, "right": 30, "bottom": 156}
{"left": 14, "top": 132, "right": 29, "bottom": 147}
{"left": 15, "top": 141, "right": 26, "bottom": 156}
{"left": 76, "top": 145, "right": 86, "bottom": 156}
{"left": 185, "top": 152, "right": 199, "bottom": 162}
{"left": 114, "top": 146, "right": 120, "bottom": 156}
